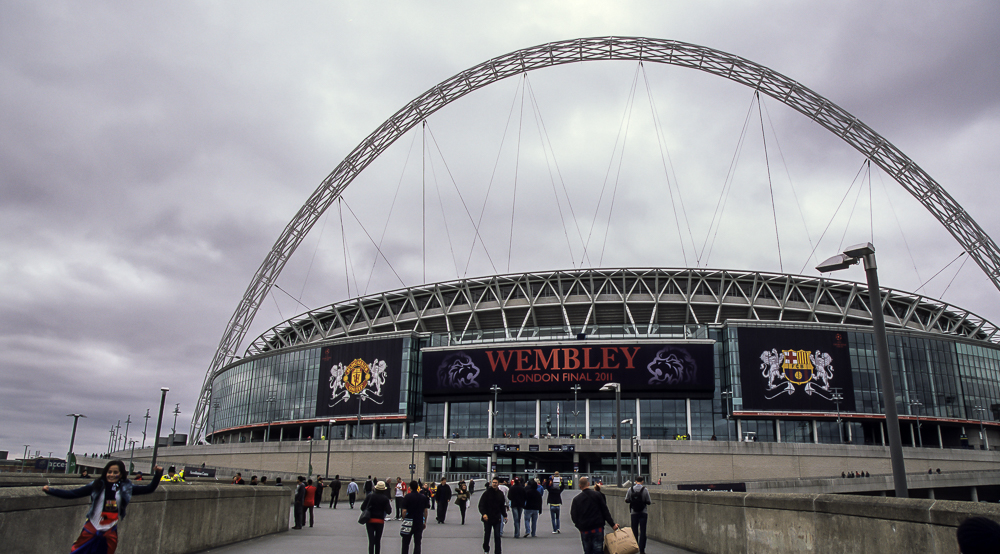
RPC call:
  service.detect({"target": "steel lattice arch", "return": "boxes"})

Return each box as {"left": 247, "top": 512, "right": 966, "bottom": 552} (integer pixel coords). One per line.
{"left": 191, "top": 36, "right": 1000, "bottom": 442}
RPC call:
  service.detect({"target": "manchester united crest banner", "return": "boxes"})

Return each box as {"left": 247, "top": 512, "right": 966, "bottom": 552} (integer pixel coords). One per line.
{"left": 316, "top": 338, "right": 404, "bottom": 417}
{"left": 737, "top": 327, "right": 855, "bottom": 412}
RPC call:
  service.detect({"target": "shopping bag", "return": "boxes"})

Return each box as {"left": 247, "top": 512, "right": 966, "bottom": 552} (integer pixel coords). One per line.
{"left": 399, "top": 518, "right": 414, "bottom": 536}
{"left": 603, "top": 526, "right": 639, "bottom": 554}
{"left": 358, "top": 507, "right": 371, "bottom": 525}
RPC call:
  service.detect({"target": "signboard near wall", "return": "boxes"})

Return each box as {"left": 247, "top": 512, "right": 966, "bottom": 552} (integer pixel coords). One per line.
{"left": 737, "top": 327, "right": 855, "bottom": 412}
{"left": 316, "top": 338, "right": 404, "bottom": 417}
{"left": 422, "top": 342, "right": 714, "bottom": 396}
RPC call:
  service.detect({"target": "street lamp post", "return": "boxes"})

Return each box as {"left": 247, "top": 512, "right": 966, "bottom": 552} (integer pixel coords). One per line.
{"left": 570, "top": 385, "right": 582, "bottom": 438}
{"left": 622, "top": 418, "right": 635, "bottom": 482}
{"left": 150, "top": 387, "right": 169, "bottom": 473}
{"left": 211, "top": 402, "right": 220, "bottom": 444}
{"left": 265, "top": 396, "right": 276, "bottom": 441}
{"left": 831, "top": 388, "right": 844, "bottom": 443}
{"left": 128, "top": 440, "right": 137, "bottom": 474}
{"left": 600, "top": 382, "right": 622, "bottom": 486}
{"left": 817, "top": 242, "right": 907, "bottom": 498}
{"left": 21, "top": 445, "right": 29, "bottom": 473}
{"left": 107, "top": 424, "right": 116, "bottom": 456}
{"left": 720, "top": 389, "right": 733, "bottom": 442}
{"left": 489, "top": 385, "right": 502, "bottom": 439}
{"left": 908, "top": 401, "right": 923, "bottom": 447}
{"left": 410, "top": 434, "right": 418, "bottom": 481}
{"left": 170, "top": 404, "right": 181, "bottom": 443}
{"left": 122, "top": 415, "right": 132, "bottom": 453}
{"left": 114, "top": 420, "right": 122, "bottom": 452}
{"left": 141, "top": 409, "right": 151, "bottom": 449}
{"left": 307, "top": 436, "right": 314, "bottom": 476}
{"left": 973, "top": 406, "right": 990, "bottom": 450}
{"left": 326, "top": 419, "right": 335, "bottom": 477}
{"left": 65, "top": 414, "right": 86, "bottom": 474}
{"left": 445, "top": 440, "right": 455, "bottom": 480}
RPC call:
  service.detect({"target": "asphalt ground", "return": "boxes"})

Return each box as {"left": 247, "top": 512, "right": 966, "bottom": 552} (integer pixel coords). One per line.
{"left": 196, "top": 489, "right": 695, "bottom": 554}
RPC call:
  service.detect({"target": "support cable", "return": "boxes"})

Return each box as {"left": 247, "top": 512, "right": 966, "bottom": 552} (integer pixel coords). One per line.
{"left": 338, "top": 198, "right": 352, "bottom": 297}
{"left": 424, "top": 139, "right": 461, "bottom": 277}
{"left": 835, "top": 162, "right": 870, "bottom": 254}
{"left": 581, "top": 63, "right": 642, "bottom": 267}
{"left": 425, "top": 124, "right": 499, "bottom": 275}
{"left": 464, "top": 78, "right": 522, "bottom": 276}
{"left": 508, "top": 74, "right": 527, "bottom": 272}
{"left": 524, "top": 75, "right": 579, "bottom": 267}
{"left": 756, "top": 91, "right": 783, "bottom": 272}
{"left": 799, "top": 160, "right": 868, "bottom": 274}
{"left": 913, "top": 251, "right": 966, "bottom": 294}
{"left": 875, "top": 166, "right": 923, "bottom": 284}
{"left": 701, "top": 91, "right": 757, "bottom": 266}
{"left": 640, "top": 62, "right": 694, "bottom": 265}
{"left": 342, "top": 199, "right": 406, "bottom": 288}
{"left": 940, "top": 254, "right": 970, "bottom": 299}
{"left": 364, "top": 130, "right": 419, "bottom": 295}
{"left": 273, "top": 284, "right": 311, "bottom": 311}
{"left": 298, "top": 205, "right": 329, "bottom": 302}
{"left": 761, "top": 100, "right": 817, "bottom": 267}
{"left": 422, "top": 121, "right": 426, "bottom": 284}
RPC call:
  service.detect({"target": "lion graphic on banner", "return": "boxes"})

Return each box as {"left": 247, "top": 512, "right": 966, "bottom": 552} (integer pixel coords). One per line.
{"left": 436, "top": 352, "right": 481, "bottom": 389}
{"left": 647, "top": 347, "right": 698, "bottom": 385}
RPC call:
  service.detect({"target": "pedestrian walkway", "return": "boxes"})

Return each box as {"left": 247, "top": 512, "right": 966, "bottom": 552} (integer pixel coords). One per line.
{"left": 196, "top": 490, "right": 694, "bottom": 553}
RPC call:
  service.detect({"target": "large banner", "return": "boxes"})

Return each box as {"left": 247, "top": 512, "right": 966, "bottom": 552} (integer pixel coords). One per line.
{"left": 422, "top": 343, "right": 714, "bottom": 396}
{"left": 737, "top": 327, "right": 855, "bottom": 411}
{"left": 316, "top": 338, "right": 404, "bottom": 417}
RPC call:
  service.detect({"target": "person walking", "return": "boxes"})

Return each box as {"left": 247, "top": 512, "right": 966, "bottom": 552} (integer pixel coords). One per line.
{"left": 454, "top": 481, "right": 470, "bottom": 524}
{"left": 293, "top": 476, "right": 307, "bottom": 529}
{"left": 394, "top": 477, "right": 407, "bottom": 520}
{"left": 347, "top": 478, "right": 360, "bottom": 508}
{"left": 364, "top": 475, "right": 374, "bottom": 496}
{"left": 523, "top": 478, "right": 542, "bottom": 538}
{"left": 547, "top": 478, "right": 563, "bottom": 533}
{"left": 330, "top": 474, "right": 342, "bottom": 508}
{"left": 315, "top": 477, "right": 325, "bottom": 508}
{"left": 304, "top": 479, "right": 317, "bottom": 527}
{"left": 506, "top": 478, "right": 525, "bottom": 538}
{"left": 478, "top": 477, "right": 508, "bottom": 554}
{"left": 625, "top": 476, "right": 652, "bottom": 554}
{"left": 435, "top": 477, "right": 452, "bottom": 523}
{"left": 570, "top": 477, "right": 618, "bottom": 554}
{"left": 43, "top": 461, "right": 163, "bottom": 554}
{"left": 360, "top": 481, "right": 393, "bottom": 554}
{"left": 497, "top": 478, "right": 510, "bottom": 536}
{"left": 401, "top": 480, "right": 430, "bottom": 554}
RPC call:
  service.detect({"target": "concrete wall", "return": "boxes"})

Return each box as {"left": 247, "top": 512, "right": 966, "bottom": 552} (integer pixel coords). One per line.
{"left": 0, "top": 482, "right": 290, "bottom": 554}
{"left": 603, "top": 486, "right": 1000, "bottom": 554}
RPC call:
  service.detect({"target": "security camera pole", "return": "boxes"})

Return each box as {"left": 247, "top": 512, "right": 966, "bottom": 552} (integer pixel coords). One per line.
{"left": 817, "top": 242, "right": 907, "bottom": 497}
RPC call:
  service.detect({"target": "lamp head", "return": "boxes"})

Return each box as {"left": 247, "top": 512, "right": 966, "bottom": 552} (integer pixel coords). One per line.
{"left": 843, "top": 242, "right": 875, "bottom": 259}
{"left": 161, "top": 387, "right": 170, "bottom": 392}
{"left": 599, "top": 382, "right": 620, "bottom": 392}
{"left": 816, "top": 253, "right": 856, "bottom": 273}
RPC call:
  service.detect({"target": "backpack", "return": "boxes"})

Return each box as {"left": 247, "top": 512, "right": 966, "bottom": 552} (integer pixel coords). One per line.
{"left": 628, "top": 485, "right": 647, "bottom": 513}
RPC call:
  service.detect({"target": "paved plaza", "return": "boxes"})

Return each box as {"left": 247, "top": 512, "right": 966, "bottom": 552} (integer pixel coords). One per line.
{"left": 197, "top": 489, "right": 694, "bottom": 554}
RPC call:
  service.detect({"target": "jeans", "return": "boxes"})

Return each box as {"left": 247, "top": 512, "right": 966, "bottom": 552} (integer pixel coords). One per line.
{"left": 580, "top": 529, "right": 604, "bottom": 554}
{"left": 365, "top": 522, "right": 384, "bottom": 554}
{"left": 293, "top": 502, "right": 304, "bottom": 528}
{"left": 483, "top": 518, "right": 503, "bottom": 553}
{"left": 349, "top": 492, "right": 357, "bottom": 508}
{"left": 436, "top": 501, "right": 449, "bottom": 523}
{"left": 523, "top": 509, "right": 539, "bottom": 537}
{"left": 549, "top": 505, "right": 560, "bottom": 532}
{"left": 400, "top": 518, "right": 423, "bottom": 554}
{"left": 631, "top": 512, "right": 648, "bottom": 553}
{"left": 509, "top": 506, "right": 523, "bottom": 536}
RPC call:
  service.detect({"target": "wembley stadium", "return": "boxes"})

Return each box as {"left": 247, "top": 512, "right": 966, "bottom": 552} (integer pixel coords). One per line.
{"left": 123, "top": 38, "right": 1000, "bottom": 498}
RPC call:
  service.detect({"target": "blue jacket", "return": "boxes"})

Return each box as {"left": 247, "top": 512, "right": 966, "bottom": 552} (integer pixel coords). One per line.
{"left": 45, "top": 470, "right": 162, "bottom": 521}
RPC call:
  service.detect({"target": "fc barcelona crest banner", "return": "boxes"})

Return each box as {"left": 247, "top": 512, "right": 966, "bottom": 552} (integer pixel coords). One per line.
{"left": 737, "top": 327, "right": 855, "bottom": 412}
{"left": 316, "top": 338, "right": 404, "bottom": 417}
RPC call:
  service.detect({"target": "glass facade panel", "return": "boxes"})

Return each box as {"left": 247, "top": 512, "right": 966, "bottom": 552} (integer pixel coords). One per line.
{"left": 448, "top": 401, "right": 489, "bottom": 438}
{"left": 589, "top": 399, "right": 636, "bottom": 439}
{"left": 779, "top": 420, "right": 814, "bottom": 443}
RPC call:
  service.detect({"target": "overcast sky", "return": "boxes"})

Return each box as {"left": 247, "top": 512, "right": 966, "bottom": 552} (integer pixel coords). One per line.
{"left": 2, "top": 1, "right": 998, "bottom": 460}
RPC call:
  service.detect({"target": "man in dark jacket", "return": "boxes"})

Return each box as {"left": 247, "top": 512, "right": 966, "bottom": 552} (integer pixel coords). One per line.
{"left": 329, "top": 474, "right": 342, "bottom": 508}
{"left": 315, "top": 476, "right": 325, "bottom": 507}
{"left": 570, "top": 477, "right": 618, "bottom": 554}
{"left": 478, "top": 477, "right": 508, "bottom": 554}
{"left": 364, "top": 475, "right": 374, "bottom": 496}
{"left": 506, "top": 478, "right": 526, "bottom": 538}
{"left": 293, "top": 476, "right": 307, "bottom": 529}
{"left": 401, "top": 480, "right": 430, "bottom": 554}
{"left": 625, "top": 476, "right": 652, "bottom": 554}
{"left": 435, "top": 477, "right": 453, "bottom": 523}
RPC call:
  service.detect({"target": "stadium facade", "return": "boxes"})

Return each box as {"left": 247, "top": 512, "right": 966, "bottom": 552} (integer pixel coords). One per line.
{"left": 203, "top": 267, "right": 1000, "bottom": 480}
